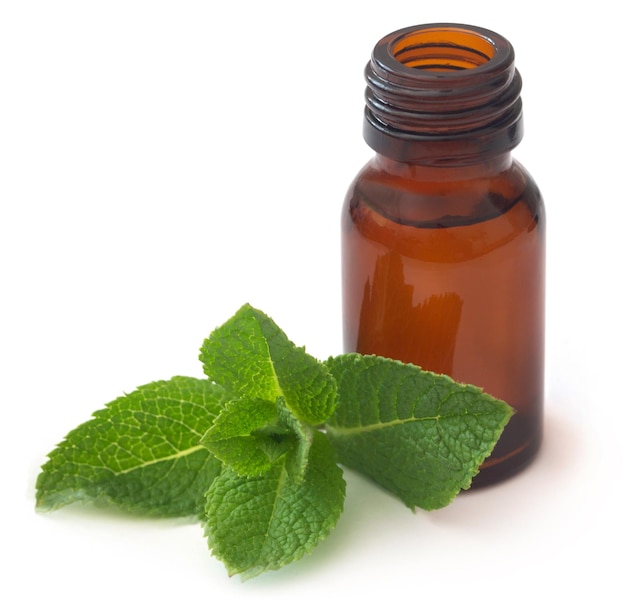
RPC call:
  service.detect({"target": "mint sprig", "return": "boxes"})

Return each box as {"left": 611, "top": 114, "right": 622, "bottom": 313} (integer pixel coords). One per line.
{"left": 35, "top": 304, "right": 514, "bottom": 578}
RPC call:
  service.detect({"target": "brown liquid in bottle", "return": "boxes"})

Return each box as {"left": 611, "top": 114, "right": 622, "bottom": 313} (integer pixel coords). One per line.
{"left": 342, "top": 155, "right": 545, "bottom": 485}
{"left": 342, "top": 24, "right": 545, "bottom": 485}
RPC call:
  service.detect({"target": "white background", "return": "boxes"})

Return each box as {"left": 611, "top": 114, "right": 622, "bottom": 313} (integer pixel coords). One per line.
{"left": 2, "top": 1, "right": 624, "bottom": 607}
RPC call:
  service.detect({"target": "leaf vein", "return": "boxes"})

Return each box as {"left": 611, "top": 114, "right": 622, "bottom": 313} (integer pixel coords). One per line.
{"left": 115, "top": 444, "right": 206, "bottom": 475}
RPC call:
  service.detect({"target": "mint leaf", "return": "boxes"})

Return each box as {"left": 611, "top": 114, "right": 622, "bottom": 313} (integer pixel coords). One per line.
{"left": 199, "top": 304, "right": 336, "bottom": 425}
{"left": 200, "top": 397, "right": 289, "bottom": 477}
{"left": 204, "top": 431, "right": 345, "bottom": 579}
{"left": 324, "top": 354, "right": 514, "bottom": 511}
{"left": 36, "top": 377, "right": 230, "bottom": 517}
{"left": 201, "top": 395, "right": 314, "bottom": 482}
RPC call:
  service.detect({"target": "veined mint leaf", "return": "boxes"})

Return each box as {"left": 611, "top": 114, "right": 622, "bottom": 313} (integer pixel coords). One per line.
{"left": 200, "top": 397, "right": 289, "bottom": 477}
{"left": 36, "top": 377, "right": 230, "bottom": 517}
{"left": 324, "top": 354, "right": 514, "bottom": 511}
{"left": 204, "top": 431, "right": 345, "bottom": 580}
{"left": 201, "top": 396, "right": 314, "bottom": 482}
{"left": 199, "top": 304, "right": 336, "bottom": 425}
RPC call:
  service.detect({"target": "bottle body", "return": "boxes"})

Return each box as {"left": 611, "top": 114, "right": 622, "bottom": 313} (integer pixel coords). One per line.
{"left": 342, "top": 153, "right": 545, "bottom": 485}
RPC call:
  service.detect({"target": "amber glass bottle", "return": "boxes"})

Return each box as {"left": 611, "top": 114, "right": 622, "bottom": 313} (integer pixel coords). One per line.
{"left": 342, "top": 24, "right": 545, "bottom": 486}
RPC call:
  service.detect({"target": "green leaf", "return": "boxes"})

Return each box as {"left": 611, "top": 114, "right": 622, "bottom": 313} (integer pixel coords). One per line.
{"left": 36, "top": 376, "right": 231, "bottom": 517}
{"left": 204, "top": 431, "right": 346, "bottom": 579}
{"left": 201, "top": 395, "right": 314, "bottom": 482}
{"left": 200, "top": 397, "right": 287, "bottom": 477}
{"left": 199, "top": 304, "right": 336, "bottom": 425}
{"left": 324, "top": 354, "right": 514, "bottom": 511}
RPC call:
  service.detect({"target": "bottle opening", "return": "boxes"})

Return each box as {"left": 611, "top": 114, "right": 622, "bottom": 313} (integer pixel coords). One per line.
{"left": 391, "top": 28, "right": 496, "bottom": 72}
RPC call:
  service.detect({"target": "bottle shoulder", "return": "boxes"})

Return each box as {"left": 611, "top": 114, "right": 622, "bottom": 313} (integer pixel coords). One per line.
{"left": 344, "top": 157, "right": 543, "bottom": 229}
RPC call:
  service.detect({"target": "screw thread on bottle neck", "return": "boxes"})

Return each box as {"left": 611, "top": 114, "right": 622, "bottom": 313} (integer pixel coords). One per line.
{"left": 363, "top": 24, "right": 524, "bottom": 166}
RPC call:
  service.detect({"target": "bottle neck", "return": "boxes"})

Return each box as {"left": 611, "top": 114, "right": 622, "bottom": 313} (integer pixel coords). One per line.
{"left": 363, "top": 24, "right": 524, "bottom": 166}
{"left": 372, "top": 152, "right": 514, "bottom": 182}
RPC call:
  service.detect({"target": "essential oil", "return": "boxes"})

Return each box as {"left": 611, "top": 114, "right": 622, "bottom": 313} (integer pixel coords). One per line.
{"left": 342, "top": 24, "right": 545, "bottom": 485}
